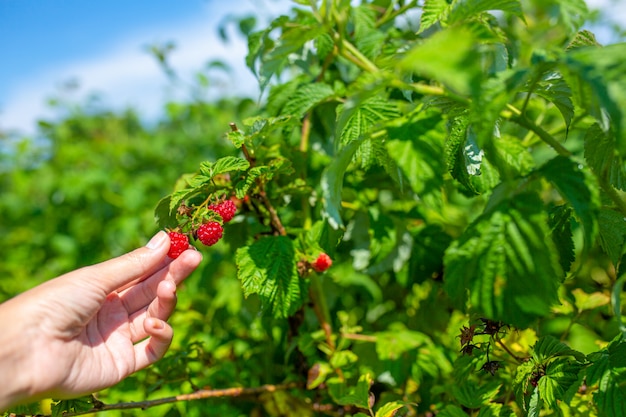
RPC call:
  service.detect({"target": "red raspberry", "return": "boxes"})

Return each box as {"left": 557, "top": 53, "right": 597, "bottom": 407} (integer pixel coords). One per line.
{"left": 312, "top": 253, "right": 332, "bottom": 272}
{"left": 209, "top": 200, "right": 237, "bottom": 223}
{"left": 167, "top": 232, "right": 189, "bottom": 258}
{"left": 197, "top": 221, "right": 223, "bottom": 246}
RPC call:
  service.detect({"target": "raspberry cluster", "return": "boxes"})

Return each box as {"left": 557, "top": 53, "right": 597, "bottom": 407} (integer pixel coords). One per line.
{"left": 165, "top": 199, "right": 237, "bottom": 258}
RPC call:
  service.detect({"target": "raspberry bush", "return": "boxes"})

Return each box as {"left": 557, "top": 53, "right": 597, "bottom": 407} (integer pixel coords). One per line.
{"left": 4, "top": 1, "right": 626, "bottom": 416}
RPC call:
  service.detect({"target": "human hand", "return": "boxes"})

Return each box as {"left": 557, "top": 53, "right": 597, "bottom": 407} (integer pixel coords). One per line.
{"left": 0, "top": 231, "right": 202, "bottom": 409}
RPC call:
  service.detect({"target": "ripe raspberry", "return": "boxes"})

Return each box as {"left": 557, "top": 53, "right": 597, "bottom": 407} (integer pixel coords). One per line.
{"left": 312, "top": 253, "right": 332, "bottom": 272}
{"left": 197, "top": 221, "right": 223, "bottom": 246}
{"left": 209, "top": 200, "right": 237, "bottom": 223}
{"left": 167, "top": 232, "right": 189, "bottom": 258}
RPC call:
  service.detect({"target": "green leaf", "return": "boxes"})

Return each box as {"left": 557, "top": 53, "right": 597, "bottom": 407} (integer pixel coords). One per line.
{"left": 445, "top": 114, "right": 500, "bottom": 195}
{"left": 556, "top": 0, "right": 589, "bottom": 33}
{"left": 537, "top": 358, "right": 583, "bottom": 408}
{"left": 200, "top": 156, "right": 250, "bottom": 178}
{"left": 283, "top": 82, "right": 335, "bottom": 118}
{"left": 246, "top": 14, "right": 325, "bottom": 91}
{"left": 330, "top": 373, "right": 373, "bottom": 409}
{"left": 598, "top": 208, "right": 626, "bottom": 267}
{"left": 375, "top": 401, "right": 406, "bottom": 417}
{"left": 51, "top": 395, "right": 98, "bottom": 417}
{"left": 419, "top": 0, "right": 452, "bottom": 33}
{"left": 400, "top": 25, "right": 482, "bottom": 95}
{"left": 476, "top": 403, "right": 516, "bottom": 417}
{"left": 564, "top": 43, "right": 626, "bottom": 155}
{"left": 449, "top": 0, "right": 526, "bottom": 24}
{"left": 386, "top": 110, "right": 445, "bottom": 198}
{"left": 533, "top": 75, "right": 574, "bottom": 131}
{"left": 444, "top": 191, "right": 563, "bottom": 327}
{"left": 548, "top": 205, "right": 575, "bottom": 273}
{"left": 571, "top": 288, "right": 610, "bottom": 312}
{"left": 154, "top": 194, "right": 177, "bottom": 229}
{"left": 585, "top": 123, "right": 626, "bottom": 191}
{"left": 539, "top": 155, "right": 599, "bottom": 256}
{"left": 352, "top": 5, "right": 385, "bottom": 59}
{"left": 321, "top": 136, "right": 363, "bottom": 230}
{"left": 235, "top": 236, "right": 305, "bottom": 318}
{"left": 438, "top": 405, "right": 469, "bottom": 417}
{"left": 566, "top": 29, "right": 601, "bottom": 50}
{"left": 374, "top": 325, "right": 431, "bottom": 360}
{"left": 532, "top": 335, "right": 586, "bottom": 363}
{"left": 586, "top": 336, "right": 626, "bottom": 416}
{"left": 338, "top": 96, "right": 400, "bottom": 147}
{"left": 452, "top": 381, "right": 502, "bottom": 409}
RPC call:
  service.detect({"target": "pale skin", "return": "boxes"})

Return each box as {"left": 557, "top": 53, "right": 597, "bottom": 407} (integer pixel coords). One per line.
{"left": 0, "top": 231, "right": 202, "bottom": 410}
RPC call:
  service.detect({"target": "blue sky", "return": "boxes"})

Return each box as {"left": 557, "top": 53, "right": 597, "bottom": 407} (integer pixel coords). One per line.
{"left": 0, "top": 0, "right": 293, "bottom": 134}
{"left": 0, "top": 0, "right": 624, "bottom": 135}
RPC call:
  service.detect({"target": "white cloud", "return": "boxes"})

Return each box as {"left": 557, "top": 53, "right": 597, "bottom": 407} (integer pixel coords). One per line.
{"left": 0, "top": 0, "right": 293, "bottom": 135}
{"left": 1, "top": 0, "right": 623, "bottom": 135}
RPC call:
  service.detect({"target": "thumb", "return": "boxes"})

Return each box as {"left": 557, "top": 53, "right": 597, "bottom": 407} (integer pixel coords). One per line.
{"left": 83, "top": 231, "right": 171, "bottom": 294}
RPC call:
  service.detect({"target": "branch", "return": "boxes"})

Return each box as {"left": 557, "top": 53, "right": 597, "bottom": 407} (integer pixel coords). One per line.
{"left": 49, "top": 383, "right": 303, "bottom": 417}
{"left": 229, "top": 123, "right": 287, "bottom": 236}
{"left": 508, "top": 113, "right": 572, "bottom": 157}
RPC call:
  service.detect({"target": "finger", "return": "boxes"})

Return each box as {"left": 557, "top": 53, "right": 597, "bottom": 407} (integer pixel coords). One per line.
{"left": 83, "top": 232, "right": 171, "bottom": 295}
{"left": 127, "top": 280, "right": 177, "bottom": 342}
{"left": 132, "top": 318, "right": 173, "bottom": 371}
{"left": 120, "top": 249, "right": 201, "bottom": 315}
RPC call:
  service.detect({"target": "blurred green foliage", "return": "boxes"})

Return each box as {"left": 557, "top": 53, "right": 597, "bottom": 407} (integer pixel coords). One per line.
{"left": 2, "top": 0, "right": 626, "bottom": 416}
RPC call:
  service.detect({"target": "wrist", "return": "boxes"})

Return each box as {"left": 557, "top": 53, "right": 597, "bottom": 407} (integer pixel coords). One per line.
{"left": 0, "top": 297, "right": 37, "bottom": 411}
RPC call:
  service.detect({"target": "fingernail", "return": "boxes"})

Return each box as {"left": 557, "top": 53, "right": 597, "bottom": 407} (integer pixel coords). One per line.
{"left": 151, "top": 318, "right": 165, "bottom": 330}
{"left": 146, "top": 231, "right": 168, "bottom": 250}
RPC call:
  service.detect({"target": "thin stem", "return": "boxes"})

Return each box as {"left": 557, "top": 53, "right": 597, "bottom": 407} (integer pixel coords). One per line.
{"left": 229, "top": 123, "right": 287, "bottom": 236}
{"left": 509, "top": 114, "right": 572, "bottom": 157}
{"left": 309, "top": 274, "right": 335, "bottom": 351}
{"left": 376, "top": 0, "right": 418, "bottom": 28}
{"left": 46, "top": 383, "right": 303, "bottom": 417}
{"left": 495, "top": 338, "right": 524, "bottom": 364}
{"left": 342, "top": 333, "right": 377, "bottom": 343}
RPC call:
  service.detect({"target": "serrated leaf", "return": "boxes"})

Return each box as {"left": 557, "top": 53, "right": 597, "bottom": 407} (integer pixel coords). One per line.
{"left": 598, "top": 208, "right": 626, "bottom": 267}
{"left": 386, "top": 110, "right": 445, "bottom": 198}
{"left": 154, "top": 194, "right": 177, "bottom": 229}
{"left": 352, "top": 5, "right": 385, "bottom": 59}
{"left": 585, "top": 123, "right": 626, "bottom": 191}
{"left": 539, "top": 155, "right": 599, "bottom": 256}
{"left": 200, "top": 156, "right": 250, "bottom": 178}
{"left": 449, "top": 0, "right": 526, "bottom": 24}
{"left": 227, "top": 130, "right": 246, "bottom": 148}
{"left": 338, "top": 96, "right": 399, "bottom": 146}
{"left": 438, "top": 405, "right": 469, "bottom": 417}
{"left": 476, "top": 403, "right": 516, "bottom": 417}
{"left": 532, "top": 335, "right": 586, "bottom": 363}
{"left": 566, "top": 29, "right": 601, "bottom": 50}
{"left": 235, "top": 236, "right": 305, "bottom": 318}
{"left": 533, "top": 75, "right": 574, "bottom": 131}
{"left": 586, "top": 336, "right": 626, "bottom": 416}
{"left": 419, "top": 0, "right": 452, "bottom": 33}
{"left": 246, "top": 14, "right": 324, "bottom": 91}
{"left": 444, "top": 191, "right": 563, "bottom": 327}
{"left": 283, "top": 83, "right": 335, "bottom": 118}
{"left": 538, "top": 358, "right": 583, "bottom": 408}
{"left": 375, "top": 401, "right": 406, "bottom": 417}
{"left": 332, "top": 373, "right": 373, "bottom": 409}
{"left": 445, "top": 115, "right": 500, "bottom": 195}
{"left": 564, "top": 43, "right": 626, "bottom": 155}
{"left": 548, "top": 205, "right": 575, "bottom": 273}
{"left": 452, "top": 382, "right": 502, "bottom": 409}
